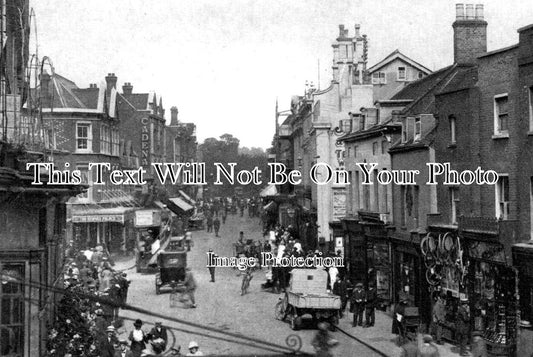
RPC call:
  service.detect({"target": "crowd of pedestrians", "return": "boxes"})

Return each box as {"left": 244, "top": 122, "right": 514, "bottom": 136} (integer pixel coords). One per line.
{"left": 46, "top": 245, "right": 131, "bottom": 357}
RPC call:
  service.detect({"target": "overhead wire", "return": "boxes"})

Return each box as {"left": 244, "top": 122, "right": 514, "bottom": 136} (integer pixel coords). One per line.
{"left": 3, "top": 273, "right": 305, "bottom": 355}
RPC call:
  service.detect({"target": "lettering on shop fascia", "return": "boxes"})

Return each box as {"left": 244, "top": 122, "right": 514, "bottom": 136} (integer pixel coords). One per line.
{"left": 141, "top": 117, "right": 150, "bottom": 166}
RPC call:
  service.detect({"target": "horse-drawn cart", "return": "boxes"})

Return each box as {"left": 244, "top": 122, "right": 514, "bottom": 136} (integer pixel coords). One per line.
{"left": 275, "top": 269, "right": 341, "bottom": 330}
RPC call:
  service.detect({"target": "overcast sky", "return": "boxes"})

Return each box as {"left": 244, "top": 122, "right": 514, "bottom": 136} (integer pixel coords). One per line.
{"left": 30, "top": 0, "right": 533, "bottom": 149}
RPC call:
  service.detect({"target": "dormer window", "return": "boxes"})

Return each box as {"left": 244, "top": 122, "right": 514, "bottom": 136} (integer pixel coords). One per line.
{"left": 359, "top": 115, "right": 366, "bottom": 131}
{"left": 398, "top": 66, "right": 406, "bottom": 81}
{"left": 401, "top": 120, "right": 407, "bottom": 143}
{"left": 449, "top": 115, "right": 457, "bottom": 144}
{"left": 414, "top": 117, "right": 421, "bottom": 141}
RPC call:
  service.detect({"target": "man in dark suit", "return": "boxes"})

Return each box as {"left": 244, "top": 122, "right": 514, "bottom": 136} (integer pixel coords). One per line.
{"left": 351, "top": 283, "right": 365, "bottom": 327}
{"left": 364, "top": 283, "right": 377, "bottom": 327}
{"left": 99, "top": 325, "right": 118, "bottom": 357}
{"left": 114, "top": 339, "right": 134, "bottom": 357}
{"left": 148, "top": 322, "right": 168, "bottom": 350}
{"left": 332, "top": 276, "right": 348, "bottom": 318}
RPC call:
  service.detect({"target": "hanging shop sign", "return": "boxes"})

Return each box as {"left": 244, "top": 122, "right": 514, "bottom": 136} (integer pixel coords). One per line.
{"left": 141, "top": 117, "right": 150, "bottom": 166}
{"left": 332, "top": 188, "right": 346, "bottom": 220}
{"left": 135, "top": 210, "right": 161, "bottom": 227}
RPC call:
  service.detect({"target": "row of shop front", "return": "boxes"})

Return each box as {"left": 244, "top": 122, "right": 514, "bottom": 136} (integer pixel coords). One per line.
{"left": 66, "top": 190, "right": 196, "bottom": 256}
{"left": 337, "top": 213, "right": 533, "bottom": 357}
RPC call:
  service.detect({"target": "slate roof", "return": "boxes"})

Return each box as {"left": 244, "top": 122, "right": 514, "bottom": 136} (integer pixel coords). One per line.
{"left": 437, "top": 65, "right": 478, "bottom": 95}
{"left": 121, "top": 93, "right": 150, "bottom": 111}
{"left": 391, "top": 65, "right": 458, "bottom": 115}
{"left": 389, "top": 123, "right": 438, "bottom": 153}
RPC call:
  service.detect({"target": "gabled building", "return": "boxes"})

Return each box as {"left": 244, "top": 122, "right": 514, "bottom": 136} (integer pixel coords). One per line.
{"left": 368, "top": 49, "right": 432, "bottom": 102}
{"left": 38, "top": 72, "right": 139, "bottom": 254}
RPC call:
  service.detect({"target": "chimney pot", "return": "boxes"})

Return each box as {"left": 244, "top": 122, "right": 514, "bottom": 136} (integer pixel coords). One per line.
{"left": 105, "top": 73, "right": 118, "bottom": 94}
{"left": 453, "top": 3, "right": 487, "bottom": 64}
{"left": 170, "top": 106, "right": 179, "bottom": 126}
{"left": 354, "top": 24, "right": 361, "bottom": 37}
{"left": 465, "top": 4, "right": 474, "bottom": 19}
{"left": 456, "top": 3, "right": 465, "bottom": 19}
{"left": 339, "top": 24, "right": 345, "bottom": 37}
{"left": 475, "top": 4, "right": 484, "bottom": 19}
{"left": 122, "top": 82, "right": 133, "bottom": 95}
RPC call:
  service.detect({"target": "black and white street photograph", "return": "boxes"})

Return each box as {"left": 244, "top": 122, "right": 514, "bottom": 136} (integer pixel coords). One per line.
{"left": 2, "top": 1, "right": 533, "bottom": 356}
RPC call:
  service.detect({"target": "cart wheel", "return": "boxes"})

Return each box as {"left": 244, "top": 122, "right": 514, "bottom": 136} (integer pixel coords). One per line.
{"left": 274, "top": 299, "right": 287, "bottom": 320}
{"left": 290, "top": 314, "right": 302, "bottom": 331}
{"left": 331, "top": 314, "right": 339, "bottom": 326}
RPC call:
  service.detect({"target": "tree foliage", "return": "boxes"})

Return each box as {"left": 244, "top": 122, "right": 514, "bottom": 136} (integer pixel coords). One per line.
{"left": 198, "top": 134, "right": 268, "bottom": 197}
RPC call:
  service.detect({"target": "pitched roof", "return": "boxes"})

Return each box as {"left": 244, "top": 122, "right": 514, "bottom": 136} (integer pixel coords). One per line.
{"left": 339, "top": 117, "right": 400, "bottom": 142}
{"left": 437, "top": 65, "right": 477, "bottom": 95}
{"left": 367, "top": 49, "right": 432, "bottom": 74}
{"left": 121, "top": 93, "right": 150, "bottom": 111}
{"left": 389, "top": 122, "right": 437, "bottom": 153}
{"left": 391, "top": 65, "right": 458, "bottom": 114}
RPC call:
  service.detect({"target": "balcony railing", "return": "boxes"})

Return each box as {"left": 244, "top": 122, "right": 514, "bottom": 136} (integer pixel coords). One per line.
{"left": 0, "top": 95, "right": 49, "bottom": 152}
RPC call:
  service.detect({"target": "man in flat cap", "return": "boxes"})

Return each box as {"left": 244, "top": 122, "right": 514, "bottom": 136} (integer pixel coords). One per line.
{"left": 350, "top": 282, "right": 365, "bottom": 327}
{"left": 457, "top": 296, "right": 471, "bottom": 356}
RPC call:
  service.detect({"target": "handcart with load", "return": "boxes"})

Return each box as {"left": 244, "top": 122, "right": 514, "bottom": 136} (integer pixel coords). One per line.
{"left": 274, "top": 269, "right": 341, "bottom": 330}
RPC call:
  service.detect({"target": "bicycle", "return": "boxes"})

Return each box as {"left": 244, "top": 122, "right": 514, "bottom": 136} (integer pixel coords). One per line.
{"left": 241, "top": 270, "right": 253, "bottom": 295}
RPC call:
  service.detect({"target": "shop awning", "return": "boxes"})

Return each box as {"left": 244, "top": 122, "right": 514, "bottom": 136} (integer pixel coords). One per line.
{"left": 263, "top": 201, "right": 277, "bottom": 212}
{"left": 70, "top": 206, "right": 136, "bottom": 224}
{"left": 166, "top": 197, "right": 194, "bottom": 214}
{"left": 153, "top": 201, "right": 167, "bottom": 210}
{"left": 260, "top": 184, "right": 278, "bottom": 197}
{"left": 179, "top": 190, "right": 196, "bottom": 205}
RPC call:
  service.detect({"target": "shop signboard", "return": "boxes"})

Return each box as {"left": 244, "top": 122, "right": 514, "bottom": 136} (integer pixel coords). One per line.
{"left": 135, "top": 210, "right": 161, "bottom": 227}
{"left": 141, "top": 117, "right": 150, "bottom": 166}
{"left": 332, "top": 188, "right": 346, "bottom": 220}
{"left": 467, "top": 241, "right": 506, "bottom": 263}
{"left": 72, "top": 214, "right": 124, "bottom": 223}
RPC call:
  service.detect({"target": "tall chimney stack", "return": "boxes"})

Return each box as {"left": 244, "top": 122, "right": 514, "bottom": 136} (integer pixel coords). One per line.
{"left": 354, "top": 24, "right": 361, "bottom": 38}
{"left": 453, "top": 3, "right": 487, "bottom": 65}
{"left": 105, "top": 73, "right": 117, "bottom": 95}
{"left": 170, "top": 106, "right": 179, "bottom": 126}
{"left": 338, "top": 25, "right": 345, "bottom": 38}
{"left": 122, "top": 82, "right": 133, "bottom": 95}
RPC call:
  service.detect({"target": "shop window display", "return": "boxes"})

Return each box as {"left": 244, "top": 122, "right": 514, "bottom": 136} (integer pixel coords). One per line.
{"left": 367, "top": 242, "right": 391, "bottom": 308}
{"left": 469, "top": 260, "right": 517, "bottom": 354}
{"left": 397, "top": 252, "right": 416, "bottom": 305}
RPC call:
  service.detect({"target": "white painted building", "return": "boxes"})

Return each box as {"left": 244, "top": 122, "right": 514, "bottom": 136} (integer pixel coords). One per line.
{"left": 310, "top": 24, "right": 374, "bottom": 244}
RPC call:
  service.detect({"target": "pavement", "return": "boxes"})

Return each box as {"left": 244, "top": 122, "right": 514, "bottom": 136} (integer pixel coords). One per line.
{"left": 110, "top": 210, "right": 465, "bottom": 357}
{"left": 335, "top": 309, "right": 464, "bottom": 357}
